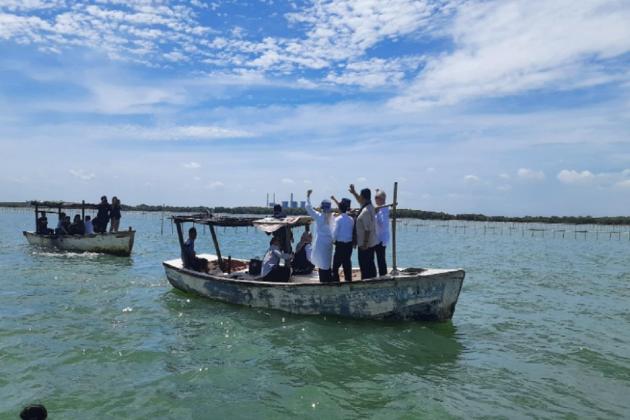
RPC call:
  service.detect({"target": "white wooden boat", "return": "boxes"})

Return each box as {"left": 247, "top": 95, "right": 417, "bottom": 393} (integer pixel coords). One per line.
{"left": 23, "top": 230, "right": 135, "bottom": 256}
{"left": 163, "top": 253, "right": 464, "bottom": 321}
{"left": 163, "top": 210, "right": 465, "bottom": 321}
{"left": 23, "top": 200, "right": 135, "bottom": 256}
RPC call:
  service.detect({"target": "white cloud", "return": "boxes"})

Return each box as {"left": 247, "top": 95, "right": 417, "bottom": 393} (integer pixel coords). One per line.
{"left": 69, "top": 169, "right": 95, "bottom": 181}
{"left": 281, "top": 177, "right": 295, "bottom": 184}
{"left": 106, "top": 125, "right": 254, "bottom": 141}
{"left": 463, "top": 174, "right": 480, "bottom": 184}
{"left": 392, "top": 0, "right": 630, "bottom": 107}
{"left": 183, "top": 162, "right": 201, "bottom": 169}
{"left": 615, "top": 179, "right": 630, "bottom": 188}
{"left": 557, "top": 169, "right": 595, "bottom": 185}
{"left": 207, "top": 181, "right": 225, "bottom": 189}
{"left": 517, "top": 168, "right": 545, "bottom": 181}
{"left": 357, "top": 176, "right": 368, "bottom": 183}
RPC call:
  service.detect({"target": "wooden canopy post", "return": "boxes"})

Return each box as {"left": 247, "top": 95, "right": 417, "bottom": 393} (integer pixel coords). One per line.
{"left": 175, "top": 220, "right": 185, "bottom": 252}
{"left": 391, "top": 182, "right": 399, "bottom": 275}
{"left": 209, "top": 224, "right": 224, "bottom": 271}
{"left": 34, "top": 203, "right": 38, "bottom": 231}
{"left": 81, "top": 200, "right": 85, "bottom": 221}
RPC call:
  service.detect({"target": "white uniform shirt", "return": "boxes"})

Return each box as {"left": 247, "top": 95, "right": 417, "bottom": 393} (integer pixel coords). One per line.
{"left": 333, "top": 213, "right": 354, "bottom": 243}
{"left": 261, "top": 245, "right": 291, "bottom": 277}
{"left": 356, "top": 203, "right": 378, "bottom": 248}
{"left": 375, "top": 206, "right": 390, "bottom": 246}
{"left": 305, "top": 197, "right": 334, "bottom": 269}
{"left": 84, "top": 220, "right": 95, "bottom": 235}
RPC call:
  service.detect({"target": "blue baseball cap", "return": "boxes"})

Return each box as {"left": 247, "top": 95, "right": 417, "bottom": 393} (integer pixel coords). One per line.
{"left": 321, "top": 200, "right": 332, "bottom": 212}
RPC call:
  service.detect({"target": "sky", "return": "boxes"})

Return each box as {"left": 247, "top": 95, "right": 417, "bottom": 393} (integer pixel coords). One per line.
{"left": 1, "top": 0, "right": 629, "bottom": 216}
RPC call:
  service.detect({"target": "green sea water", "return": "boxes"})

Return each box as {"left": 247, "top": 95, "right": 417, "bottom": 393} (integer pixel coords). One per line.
{"left": 1, "top": 209, "right": 629, "bottom": 418}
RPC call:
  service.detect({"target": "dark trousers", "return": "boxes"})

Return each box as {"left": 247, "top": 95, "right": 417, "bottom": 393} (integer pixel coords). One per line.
{"left": 94, "top": 218, "right": 109, "bottom": 233}
{"left": 358, "top": 246, "right": 377, "bottom": 280}
{"left": 318, "top": 269, "right": 332, "bottom": 283}
{"left": 332, "top": 241, "right": 353, "bottom": 282}
{"left": 374, "top": 243, "right": 387, "bottom": 276}
{"left": 263, "top": 265, "right": 291, "bottom": 282}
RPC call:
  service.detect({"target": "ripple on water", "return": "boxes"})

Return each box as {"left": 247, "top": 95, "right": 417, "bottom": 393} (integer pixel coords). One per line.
{"left": 1, "top": 211, "right": 630, "bottom": 418}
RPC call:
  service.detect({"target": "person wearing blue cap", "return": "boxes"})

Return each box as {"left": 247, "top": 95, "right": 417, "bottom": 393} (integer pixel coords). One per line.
{"left": 306, "top": 189, "right": 334, "bottom": 282}
{"left": 330, "top": 196, "right": 354, "bottom": 282}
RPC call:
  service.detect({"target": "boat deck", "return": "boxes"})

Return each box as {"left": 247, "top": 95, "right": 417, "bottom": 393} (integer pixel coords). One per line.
{"left": 165, "top": 254, "right": 454, "bottom": 284}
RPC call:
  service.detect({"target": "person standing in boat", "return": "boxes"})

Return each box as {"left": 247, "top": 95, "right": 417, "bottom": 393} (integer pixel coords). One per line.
{"left": 349, "top": 184, "right": 378, "bottom": 279}
{"left": 374, "top": 189, "right": 390, "bottom": 276}
{"left": 94, "top": 195, "right": 111, "bottom": 233}
{"left": 109, "top": 197, "right": 122, "bottom": 233}
{"left": 292, "top": 231, "right": 315, "bottom": 275}
{"left": 182, "top": 227, "right": 209, "bottom": 273}
{"left": 305, "top": 189, "right": 334, "bottom": 283}
{"left": 84, "top": 215, "right": 95, "bottom": 235}
{"left": 330, "top": 196, "right": 354, "bottom": 282}
{"left": 261, "top": 237, "right": 293, "bottom": 282}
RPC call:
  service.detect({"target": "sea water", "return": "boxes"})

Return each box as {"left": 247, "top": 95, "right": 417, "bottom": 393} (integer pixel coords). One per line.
{"left": 1, "top": 209, "right": 629, "bottom": 418}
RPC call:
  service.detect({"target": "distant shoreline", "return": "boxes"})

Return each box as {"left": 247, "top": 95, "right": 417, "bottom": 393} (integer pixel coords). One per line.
{"left": 2, "top": 202, "right": 629, "bottom": 226}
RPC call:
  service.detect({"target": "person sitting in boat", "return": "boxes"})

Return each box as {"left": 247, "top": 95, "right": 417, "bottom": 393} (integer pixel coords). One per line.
{"left": 36, "top": 212, "right": 51, "bottom": 235}
{"left": 292, "top": 231, "right": 314, "bottom": 275}
{"left": 261, "top": 237, "right": 293, "bottom": 282}
{"left": 59, "top": 215, "right": 72, "bottom": 235}
{"left": 182, "top": 227, "right": 209, "bottom": 273}
{"left": 84, "top": 215, "right": 95, "bottom": 235}
{"left": 109, "top": 196, "right": 122, "bottom": 233}
{"left": 55, "top": 212, "right": 68, "bottom": 235}
{"left": 68, "top": 214, "right": 85, "bottom": 235}
{"left": 305, "top": 189, "right": 334, "bottom": 283}
{"left": 330, "top": 197, "right": 354, "bottom": 282}
{"left": 94, "top": 195, "right": 111, "bottom": 233}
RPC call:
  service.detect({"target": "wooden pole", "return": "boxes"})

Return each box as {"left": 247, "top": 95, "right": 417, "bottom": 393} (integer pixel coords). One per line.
{"left": 209, "top": 224, "right": 224, "bottom": 271}
{"left": 81, "top": 200, "right": 85, "bottom": 221}
{"left": 34, "top": 204, "right": 38, "bottom": 232}
{"left": 175, "top": 221, "right": 185, "bottom": 251}
{"left": 391, "top": 182, "right": 398, "bottom": 274}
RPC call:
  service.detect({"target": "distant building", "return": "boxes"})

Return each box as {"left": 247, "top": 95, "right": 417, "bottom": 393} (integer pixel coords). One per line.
{"left": 290, "top": 201, "right": 297, "bottom": 208}
{"left": 299, "top": 201, "right": 306, "bottom": 209}
{"left": 282, "top": 201, "right": 289, "bottom": 208}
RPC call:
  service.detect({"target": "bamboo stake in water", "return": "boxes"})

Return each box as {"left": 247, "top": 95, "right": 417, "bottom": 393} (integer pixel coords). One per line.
{"left": 391, "top": 181, "right": 398, "bottom": 275}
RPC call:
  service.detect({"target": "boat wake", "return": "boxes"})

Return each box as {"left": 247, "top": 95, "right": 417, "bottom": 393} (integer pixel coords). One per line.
{"left": 31, "top": 251, "right": 103, "bottom": 258}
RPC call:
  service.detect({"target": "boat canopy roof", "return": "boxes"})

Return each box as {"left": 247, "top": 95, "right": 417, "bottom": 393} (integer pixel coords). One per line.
{"left": 171, "top": 214, "right": 258, "bottom": 227}
{"left": 30, "top": 200, "right": 99, "bottom": 210}
{"left": 252, "top": 216, "right": 312, "bottom": 233}
{"left": 171, "top": 214, "right": 312, "bottom": 231}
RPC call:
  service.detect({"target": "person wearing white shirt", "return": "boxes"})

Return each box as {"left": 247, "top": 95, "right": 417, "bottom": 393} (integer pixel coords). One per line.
{"left": 84, "top": 215, "right": 95, "bottom": 235}
{"left": 330, "top": 197, "right": 354, "bottom": 282}
{"left": 374, "top": 189, "right": 390, "bottom": 276}
{"left": 349, "top": 184, "right": 378, "bottom": 279}
{"left": 261, "top": 237, "right": 293, "bottom": 282}
{"left": 305, "top": 189, "right": 334, "bottom": 283}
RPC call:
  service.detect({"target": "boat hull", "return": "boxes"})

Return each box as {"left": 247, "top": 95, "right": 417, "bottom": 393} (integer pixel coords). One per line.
{"left": 163, "top": 257, "right": 465, "bottom": 321}
{"left": 23, "top": 230, "right": 135, "bottom": 256}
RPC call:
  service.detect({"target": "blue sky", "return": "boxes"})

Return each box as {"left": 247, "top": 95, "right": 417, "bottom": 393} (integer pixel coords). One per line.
{"left": 1, "top": 0, "right": 629, "bottom": 216}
